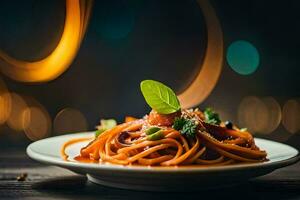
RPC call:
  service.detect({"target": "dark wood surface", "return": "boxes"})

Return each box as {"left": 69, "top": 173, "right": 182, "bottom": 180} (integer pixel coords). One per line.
{"left": 1, "top": 150, "right": 300, "bottom": 200}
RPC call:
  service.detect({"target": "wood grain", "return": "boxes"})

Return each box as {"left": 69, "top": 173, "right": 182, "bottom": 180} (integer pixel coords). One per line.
{"left": 0, "top": 151, "right": 300, "bottom": 200}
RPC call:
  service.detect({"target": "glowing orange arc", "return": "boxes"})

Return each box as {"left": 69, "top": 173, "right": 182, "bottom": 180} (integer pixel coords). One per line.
{"left": 178, "top": 0, "right": 223, "bottom": 108}
{"left": 0, "top": 0, "right": 92, "bottom": 83}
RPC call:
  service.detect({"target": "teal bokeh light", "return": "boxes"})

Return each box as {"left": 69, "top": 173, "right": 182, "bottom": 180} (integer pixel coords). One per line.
{"left": 95, "top": 3, "right": 135, "bottom": 40}
{"left": 226, "top": 40, "right": 260, "bottom": 75}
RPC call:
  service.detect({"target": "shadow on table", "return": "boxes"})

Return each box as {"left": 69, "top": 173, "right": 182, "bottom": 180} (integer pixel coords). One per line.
{"left": 31, "top": 175, "right": 300, "bottom": 200}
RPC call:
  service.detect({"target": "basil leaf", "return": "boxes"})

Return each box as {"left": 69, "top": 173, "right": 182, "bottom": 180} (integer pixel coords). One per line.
{"left": 140, "top": 80, "right": 181, "bottom": 114}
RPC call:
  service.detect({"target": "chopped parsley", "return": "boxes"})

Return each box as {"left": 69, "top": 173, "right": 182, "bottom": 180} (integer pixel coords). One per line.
{"left": 181, "top": 119, "right": 198, "bottom": 138}
{"left": 204, "top": 107, "right": 221, "bottom": 125}
{"left": 173, "top": 117, "right": 197, "bottom": 138}
{"left": 172, "top": 117, "right": 186, "bottom": 130}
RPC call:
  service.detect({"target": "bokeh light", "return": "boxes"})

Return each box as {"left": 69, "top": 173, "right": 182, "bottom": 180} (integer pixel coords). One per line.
{"left": 226, "top": 40, "right": 260, "bottom": 75}
{"left": 0, "top": 93, "right": 11, "bottom": 125}
{"left": 261, "top": 97, "right": 282, "bottom": 134}
{"left": 0, "top": 78, "right": 11, "bottom": 124}
{"left": 282, "top": 99, "right": 300, "bottom": 134}
{"left": 54, "top": 108, "right": 88, "bottom": 135}
{"left": 21, "top": 96, "right": 52, "bottom": 141}
{"left": 6, "top": 93, "right": 28, "bottom": 131}
{"left": 238, "top": 96, "right": 267, "bottom": 134}
{"left": 238, "top": 96, "right": 281, "bottom": 134}
{"left": 95, "top": 1, "right": 135, "bottom": 39}
{"left": 23, "top": 107, "right": 51, "bottom": 141}
{"left": 0, "top": 79, "right": 52, "bottom": 140}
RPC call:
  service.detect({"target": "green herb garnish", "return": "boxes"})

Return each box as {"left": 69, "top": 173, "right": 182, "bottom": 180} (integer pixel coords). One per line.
{"left": 173, "top": 117, "right": 197, "bottom": 138}
{"left": 95, "top": 119, "right": 117, "bottom": 137}
{"left": 204, "top": 107, "right": 221, "bottom": 125}
{"left": 95, "top": 129, "right": 104, "bottom": 137}
{"left": 172, "top": 117, "right": 186, "bottom": 130}
{"left": 181, "top": 120, "right": 198, "bottom": 138}
{"left": 140, "top": 80, "right": 181, "bottom": 114}
{"left": 145, "top": 127, "right": 161, "bottom": 135}
{"left": 240, "top": 128, "right": 247, "bottom": 132}
{"left": 147, "top": 130, "right": 165, "bottom": 141}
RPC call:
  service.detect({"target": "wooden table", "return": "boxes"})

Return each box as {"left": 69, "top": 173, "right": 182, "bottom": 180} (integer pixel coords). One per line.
{"left": 1, "top": 151, "right": 300, "bottom": 200}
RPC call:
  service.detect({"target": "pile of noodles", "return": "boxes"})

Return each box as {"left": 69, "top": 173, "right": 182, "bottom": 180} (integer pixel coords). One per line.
{"left": 62, "top": 109, "right": 267, "bottom": 166}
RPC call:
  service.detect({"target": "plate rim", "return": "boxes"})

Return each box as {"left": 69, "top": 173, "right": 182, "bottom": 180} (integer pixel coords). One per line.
{"left": 27, "top": 132, "right": 300, "bottom": 173}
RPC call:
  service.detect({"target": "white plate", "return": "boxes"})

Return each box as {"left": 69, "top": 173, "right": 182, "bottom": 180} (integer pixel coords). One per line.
{"left": 27, "top": 132, "right": 299, "bottom": 191}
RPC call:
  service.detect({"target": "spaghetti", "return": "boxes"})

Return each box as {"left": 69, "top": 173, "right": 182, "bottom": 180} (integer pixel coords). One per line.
{"left": 62, "top": 109, "right": 267, "bottom": 166}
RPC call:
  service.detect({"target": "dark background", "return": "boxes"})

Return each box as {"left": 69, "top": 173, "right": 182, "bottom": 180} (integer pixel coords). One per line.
{"left": 0, "top": 0, "right": 299, "bottom": 149}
